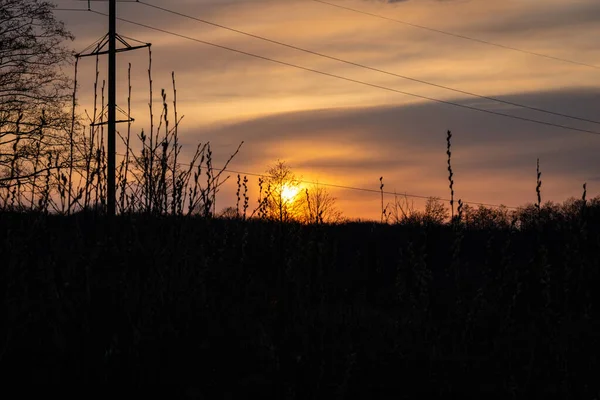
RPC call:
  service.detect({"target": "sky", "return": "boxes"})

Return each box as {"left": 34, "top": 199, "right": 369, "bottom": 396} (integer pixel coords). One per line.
{"left": 51, "top": 0, "right": 600, "bottom": 220}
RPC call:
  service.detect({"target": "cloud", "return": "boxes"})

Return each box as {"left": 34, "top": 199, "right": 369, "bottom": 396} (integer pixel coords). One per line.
{"left": 366, "top": 0, "right": 461, "bottom": 3}
{"left": 463, "top": 2, "right": 600, "bottom": 37}
{"left": 365, "top": 0, "right": 442, "bottom": 3}
{"left": 193, "top": 87, "right": 600, "bottom": 215}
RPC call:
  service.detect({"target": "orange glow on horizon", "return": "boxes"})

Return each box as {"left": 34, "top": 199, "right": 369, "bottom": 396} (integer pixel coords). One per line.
{"left": 280, "top": 184, "right": 301, "bottom": 204}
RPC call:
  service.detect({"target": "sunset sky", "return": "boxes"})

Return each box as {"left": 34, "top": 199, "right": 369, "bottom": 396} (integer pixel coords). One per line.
{"left": 52, "top": 0, "right": 600, "bottom": 220}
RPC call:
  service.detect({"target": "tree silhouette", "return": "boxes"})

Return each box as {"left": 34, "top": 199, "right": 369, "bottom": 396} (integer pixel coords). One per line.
{"left": 0, "top": 0, "right": 75, "bottom": 196}
{"left": 263, "top": 160, "right": 303, "bottom": 222}
{"left": 302, "top": 182, "right": 343, "bottom": 224}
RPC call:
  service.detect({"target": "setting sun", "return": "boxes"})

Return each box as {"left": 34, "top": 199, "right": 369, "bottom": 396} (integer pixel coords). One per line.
{"left": 280, "top": 184, "right": 301, "bottom": 203}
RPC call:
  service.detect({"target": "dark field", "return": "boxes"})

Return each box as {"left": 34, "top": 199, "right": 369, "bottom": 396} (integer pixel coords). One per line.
{"left": 1, "top": 208, "right": 599, "bottom": 398}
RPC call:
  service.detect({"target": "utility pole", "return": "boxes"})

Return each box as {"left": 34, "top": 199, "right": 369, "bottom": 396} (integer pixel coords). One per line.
{"left": 108, "top": 0, "right": 116, "bottom": 217}
{"left": 76, "top": 1, "right": 150, "bottom": 216}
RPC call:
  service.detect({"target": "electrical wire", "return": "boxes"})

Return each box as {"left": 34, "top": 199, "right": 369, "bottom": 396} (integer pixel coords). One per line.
{"left": 87, "top": 10, "right": 600, "bottom": 136}
{"left": 119, "top": 34, "right": 151, "bottom": 45}
{"left": 75, "top": 33, "right": 108, "bottom": 55}
{"left": 114, "top": 152, "right": 518, "bottom": 209}
{"left": 136, "top": 0, "right": 600, "bottom": 126}
{"left": 311, "top": 0, "right": 600, "bottom": 70}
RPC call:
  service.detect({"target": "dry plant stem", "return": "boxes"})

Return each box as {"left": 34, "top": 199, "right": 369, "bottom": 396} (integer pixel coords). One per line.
{"left": 187, "top": 149, "right": 205, "bottom": 215}
{"left": 182, "top": 143, "right": 206, "bottom": 215}
{"left": 236, "top": 174, "right": 241, "bottom": 216}
{"left": 92, "top": 56, "right": 101, "bottom": 208}
{"left": 204, "top": 146, "right": 213, "bottom": 216}
{"left": 99, "top": 80, "right": 107, "bottom": 209}
{"left": 195, "top": 141, "right": 244, "bottom": 217}
{"left": 447, "top": 130, "right": 454, "bottom": 220}
{"left": 255, "top": 177, "right": 264, "bottom": 218}
{"left": 171, "top": 71, "right": 179, "bottom": 216}
{"left": 119, "top": 62, "right": 133, "bottom": 213}
{"left": 39, "top": 153, "right": 51, "bottom": 212}
{"left": 125, "top": 63, "right": 133, "bottom": 210}
{"left": 29, "top": 128, "right": 42, "bottom": 208}
{"left": 89, "top": 80, "right": 105, "bottom": 210}
{"left": 68, "top": 57, "right": 79, "bottom": 214}
{"left": 148, "top": 46, "right": 155, "bottom": 212}
{"left": 581, "top": 182, "right": 587, "bottom": 224}
{"left": 83, "top": 55, "right": 100, "bottom": 208}
{"left": 250, "top": 179, "right": 276, "bottom": 219}
{"left": 211, "top": 142, "right": 243, "bottom": 190}
{"left": 243, "top": 175, "right": 249, "bottom": 219}
{"left": 305, "top": 188, "right": 312, "bottom": 223}
{"left": 380, "top": 176, "right": 384, "bottom": 223}
{"left": 7, "top": 114, "right": 22, "bottom": 197}
{"left": 158, "top": 89, "right": 170, "bottom": 213}
{"left": 85, "top": 126, "right": 94, "bottom": 209}
{"left": 451, "top": 198, "right": 464, "bottom": 312}
{"left": 536, "top": 158, "right": 542, "bottom": 213}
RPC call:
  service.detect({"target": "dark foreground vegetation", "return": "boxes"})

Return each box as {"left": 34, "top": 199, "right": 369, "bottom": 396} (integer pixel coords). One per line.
{"left": 1, "top": 204, "right": 599, "bottom": 398}
{"left": 2, "top": 2, "right": 599, "bottom": 396}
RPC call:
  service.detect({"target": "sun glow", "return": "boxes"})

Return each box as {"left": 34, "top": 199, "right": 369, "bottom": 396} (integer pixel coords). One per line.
{"left": 280, "top": 184, "right": 301, "bottom": 203}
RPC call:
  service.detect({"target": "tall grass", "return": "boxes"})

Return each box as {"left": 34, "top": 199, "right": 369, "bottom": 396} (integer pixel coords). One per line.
{"left": 0, "top": 53, "right": 243, "bottom": 217}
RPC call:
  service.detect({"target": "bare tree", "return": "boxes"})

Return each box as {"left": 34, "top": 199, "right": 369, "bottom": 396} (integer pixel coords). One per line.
{"left": 0, "top": 0, "right": 75, "bottom": 204}
{"left": 302, "top": 183, "right": 343, "bottom": 224}
{"left": 386, "top": 192, "right": 420, "bottom": 224}
{"left": 218, "top": 206, "right": 240, "bottom": 220}
{"left": 262, "top": 160, "right": 303, "bottom": 222}
{"left": 387, "top": 195, "right": 448, "bottom": 225}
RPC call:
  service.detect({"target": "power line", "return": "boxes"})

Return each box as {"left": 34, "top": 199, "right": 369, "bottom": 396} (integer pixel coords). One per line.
{"left": 119, "top": 34, "right": 151, "bottom": 46}
{"left": 114, "top": 152, "right": 518, "bottom": 209}
{"left": 311, "top": 0, "right": 600, "bottom": 70}
{"left": 227, "top": 169, "right": 518, "bottom": 210}
{"left": 76, "top": 33, "right": 108, "bottom": 55}
{"left": 136, "top": 0, "right": 600, "bottom": 126}
{"left": 88, "top": 9, "right": 600, "bottom": 136}
{"left": 72, "top": 0, "right": 138, "bottom": 2}
{"left": 54, "top": 0, "right": 137, "bottom": 12}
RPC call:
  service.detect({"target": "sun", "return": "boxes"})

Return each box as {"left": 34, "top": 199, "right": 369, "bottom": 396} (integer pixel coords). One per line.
{"left": 280, "top": 184, "right": 300, "bottom": 203}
